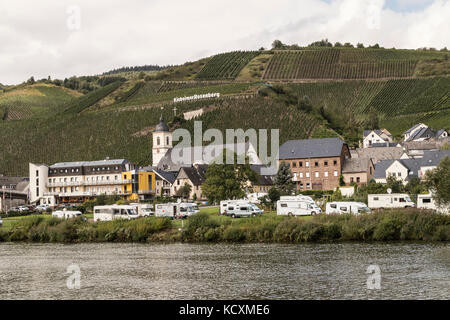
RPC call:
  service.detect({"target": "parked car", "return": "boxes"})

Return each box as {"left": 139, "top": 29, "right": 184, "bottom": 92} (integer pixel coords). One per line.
{"left": 52, "top": 210, "right": 83, "bottom": 219}
{"left": 17, "top": 206, "right": 30, "bottom": 212}
{"left": 36, "top": 204, "right": 50, "bottom": 212}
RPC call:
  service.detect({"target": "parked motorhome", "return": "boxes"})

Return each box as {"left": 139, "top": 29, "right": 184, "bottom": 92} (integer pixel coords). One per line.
{"left": 130, "top": 203, "right": 154, "bottom": 217}
{"left": 155, "top": 203, "right": 181, "bottom": 218}
{"left": 277, "top": 199, "right": 317, "bottom": 216}
{"left": 220, "top": 200, "right": 262, "bottom": 218}
{"left": 325, "top": 202, "right": 371, "bottom": 215}
{"left": 417, "top": 194, "right": 449, "bottom": 214}
{"left": 179, "top": 202, "right": 199, "bottom": 216}
{"left": 93, "top": 205, "right": 139, "bottom": 222}
{"left": 52, "top": 210, "right": 83, "bottom": 219}
{"left": 368, "top": 194, "right": 415, "bottom": 209}
{"left": 279, "top": 195, "right": 322, "bottom": 213}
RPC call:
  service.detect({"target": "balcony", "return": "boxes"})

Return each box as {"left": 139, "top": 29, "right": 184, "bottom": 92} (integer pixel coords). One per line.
{"left": 46, "top": 179, "right": 134, "bottom": 188}
{"left": 44, "top": 191, "right": 132, "bottom": 197}
{"left": 137, "top": 189, "right": 155, "bottom": 195}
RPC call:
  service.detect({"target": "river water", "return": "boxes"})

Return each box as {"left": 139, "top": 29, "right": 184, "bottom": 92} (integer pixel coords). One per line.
{"left": 0, "top": 242, "right": 448, "bottom": 300}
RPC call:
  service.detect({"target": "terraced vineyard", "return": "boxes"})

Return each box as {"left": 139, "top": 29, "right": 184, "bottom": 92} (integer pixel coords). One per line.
{"left": 196, "top": 51, "right": 260, "bottom": 80}
{"left": 264, "top": 49, "right": 419, "bottom": 80}
{"left": 0, "top": 84, "right": 81, "bottom": 120}
{"left": 157, "top": 81, "right": 231, "bottom": 93}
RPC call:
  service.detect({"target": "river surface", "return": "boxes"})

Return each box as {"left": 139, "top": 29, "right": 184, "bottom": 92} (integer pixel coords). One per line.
{"left": 0, "top": 242, "right": 449, "bottom": 300}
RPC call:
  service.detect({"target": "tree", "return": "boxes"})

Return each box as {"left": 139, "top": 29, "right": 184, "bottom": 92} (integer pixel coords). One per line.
{"left": 405, "top": 177, "right": 426, "bottom": 196}
{"left": 298, "top": 95, "right": 313, "bottom": 113}
{"left": 366, "top": 107, "right": 379, "bottom": 129}
{"left": 272, "top": 40, "right": 284, "bottom": 49}
{"left": 339, "top": 174, "right": 345, "bottom": 186}
{"left": 27, "top": 76, "right": 35, "bottom": 85}
{"left": 202, "top": 151, "right": 258, "bottom": 204}
{"left": 386, "top": 175, "right": 404, "bottom": 193}
{"left": 275, "top": 162, "right": 294, "bottom": 195}
{"left": 176, "top": 183, "right": 192, "bottom": 199}
{"left": 425, "top": 156, "right": 450, "bottom": 206}
{"left": 357, "top": 43, "right": 365, "bottom": 48}
{"left": 268, "top": 187, "right": 281, "bottom": 207}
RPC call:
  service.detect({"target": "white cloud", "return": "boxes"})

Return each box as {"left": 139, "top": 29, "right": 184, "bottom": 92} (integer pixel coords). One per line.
{"left": 0, "top": 0, "right": 449, "bottom": 84}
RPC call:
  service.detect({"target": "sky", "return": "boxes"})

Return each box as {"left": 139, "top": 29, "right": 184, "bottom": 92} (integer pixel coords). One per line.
{"left": 0, "top": 0, "right": 449, "bottom": 84}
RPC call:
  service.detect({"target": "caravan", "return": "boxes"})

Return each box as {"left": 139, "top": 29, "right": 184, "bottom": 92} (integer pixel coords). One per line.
{"left": 130, "top": 203, "right": 154, "bottom": 217}
{"left": 179, "top": 202, "right": 200, "bottom": 216}
{"left": 93, "top": 205, "right": 139, "bottom": 222}
{"left": 279, "top": 195, "right": 322, "bottom": 213}
{"left": 417, "top": 194, "right": 449, "bottom": 214}
{"left": 155, "top": 203, "right": 182, "bottom": 218}
{"left": 277, "top": 199, "right": 318, "bottom": 216}
{"left": 325, "top": 202, "right": 371, "bottom": 215}
{"left": 220, "top": 200, "right": 263, "bottom": 218}
{"left": 368, "top": 194, "right": 415, "bottom": 209}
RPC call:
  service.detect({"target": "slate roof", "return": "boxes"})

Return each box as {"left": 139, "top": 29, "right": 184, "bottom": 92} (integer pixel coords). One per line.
{"left": 371, "top": 142, "right": 400, "bottom": 148}
{"left": 374, "top": 150, "right": 450, "bottom": 180}
{"left": 154, "top": 115, "right": 169, "bottom": 132}
{"left": 152, "top": 168, "right": 177, "bottom": 184}
{"left": 363, "top": 130, "right": 383, "bottom": 138}
{"left": 179, "top": 165, "right": 209, "bottom": 186}
{"left": 250, "top": 165, "right": 275, "bottom": 186}
{"left": 352, "top": 147, "right": 404, "bottom": 164}
{"left": 279, "top": 138, "right": 346, "bottom": 160}
{"left": 50, "top": 159, "right": 128, "bottom": 168}
{"left": 403, "top": 123, "right": 423, "bottom": 135}
{"left": 342, "top": 158, "right": 372, "bottom": 174}
{"left": 157, "top": 142, "right": 260, "bottom": 171}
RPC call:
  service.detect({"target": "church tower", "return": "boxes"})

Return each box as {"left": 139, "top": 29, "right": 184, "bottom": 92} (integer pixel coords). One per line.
{"left": 152, "top": 115, "right": 172, "bottom": 167}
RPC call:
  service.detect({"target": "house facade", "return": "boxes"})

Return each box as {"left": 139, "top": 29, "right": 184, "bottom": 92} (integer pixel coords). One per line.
{"left": 403, "top": 123, "right": 448, "bottom": 142}
{"left": 278, "top": 138, "right": 350, "bottom": 191}
{"left": 29, "top": 159, "right": 136, "bottom": 205}
{"left": 172, "top": 164, "right": 208, "bottom": 200}
{"left": 342, "top": 158, "right": 375, "bottom": 186}
{"left": 363, "top": 129, "right": 393, "bottom": 148}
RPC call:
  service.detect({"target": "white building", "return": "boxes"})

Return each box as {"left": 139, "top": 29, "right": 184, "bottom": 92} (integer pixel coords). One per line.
{"left": 152, "top": 116, "right": 172, "bottom": 167}
{"left": 363, "top": 129, "right": 393, "bottom": 148}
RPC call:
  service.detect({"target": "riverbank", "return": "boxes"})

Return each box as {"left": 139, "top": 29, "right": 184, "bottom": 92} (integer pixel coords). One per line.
{"left": 0, "top": 208, "right": 448, "bottom": 243}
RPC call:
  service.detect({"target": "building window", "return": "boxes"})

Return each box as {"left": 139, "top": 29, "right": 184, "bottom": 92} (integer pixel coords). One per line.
{"left": 315, "top": 172, "right": 319, "bottom": 178}
{"left": 324, "top": 161, "right": 328, "bottom": 166}
{"left": 166, "top": 137, "right": 169, "bottom": 145}
{"left": 333, "top": 160, "right": 337, "bottom": 166}
{"left": 314, "top": 161, "right": 319, "bottom": 167}
{"left": 324, "top": 172, "right": 328, "bottom": 177}
{"left": 299, "top": 162, "right": 303, "bottom": 167}
{"left": 357, "top": 177, "right": 360, "bottom": 183}
{"left": 398, "top": 172, "right": 402, "bottom": 177}
{"left": 306, "top": 172, "right": 310, "bottom": 178}
{"left": 299, "top": 173, "right": 303, "bottom": 178}
{"left": 334, "top": 171, "right": 338, "bottom": 177}
{"left": 306, "top": 182, "right": 311, "bottom": 189}
{"left": 350, "top": 177, "right": 354, "bottom": 183}
{"left": 292, "top": 162, "right": 297, "bottom": 168}
{"left": 157, "top": 137, "right": 161, "bottom": 146}
{"left": 306, "top": 161, "right": 310, "bottom": 167}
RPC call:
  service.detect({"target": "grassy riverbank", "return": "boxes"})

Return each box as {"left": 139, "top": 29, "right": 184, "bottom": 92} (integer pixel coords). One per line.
{"left": 0, "top": 208, "right": 448, "bottom": 243}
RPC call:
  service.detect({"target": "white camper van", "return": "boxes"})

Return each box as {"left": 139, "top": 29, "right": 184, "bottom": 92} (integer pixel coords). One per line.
{"left": 220, "top": 200, "right": 262, "bottom": 218}
{"left": 417, "top": 194, "right": 449, "bottom": 214}
{"left": 52, "top": 210, "right": 83, "bottom": 219}
{"left": 155, "top": 203, "right": 182, "bottom": 218}
{"left": 277, "top": 199, "right": 318, "bottom": 216}
{"left": 130, "top": 203, "right": 154, "bottom": 217}
{"left": 179, "top": 203, "right": 200, "bottom": 217}
{"left": 325, "top": 202, "right": 371, "bottom": 215}
{"left": 368, "top": 194, "right": 415, "bottom": 209}
{"left": 93, "top": 205, "right": 139, "bottom": 222}
{"left": 279, "top": 195, "right": 322, "bottom": 213}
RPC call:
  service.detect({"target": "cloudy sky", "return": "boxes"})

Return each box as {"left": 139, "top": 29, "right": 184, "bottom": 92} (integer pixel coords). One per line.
{"left": 0, "top": 0, "right": 449, "bottom": 84}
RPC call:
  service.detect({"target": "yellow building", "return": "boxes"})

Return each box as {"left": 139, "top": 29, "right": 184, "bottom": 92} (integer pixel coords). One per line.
{"left": 122, "top": 170, "right": 156, "bottom": 201}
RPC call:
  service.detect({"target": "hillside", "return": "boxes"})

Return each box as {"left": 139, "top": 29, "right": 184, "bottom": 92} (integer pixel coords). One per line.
{"left": 0, "top": 47, "right": 449, "bottom": 176}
